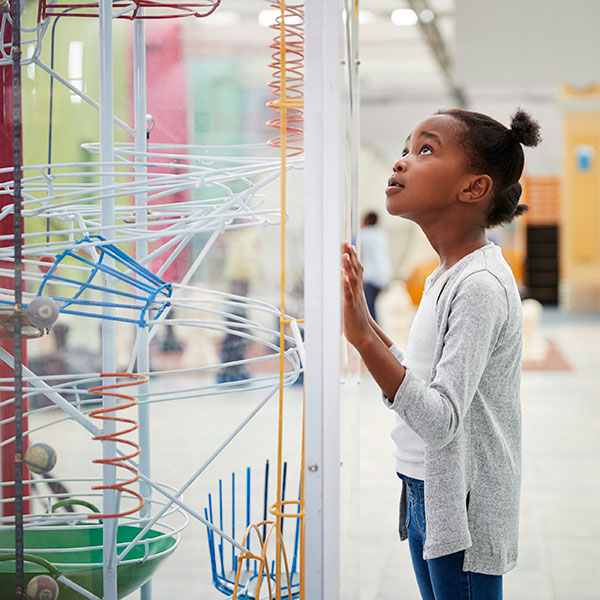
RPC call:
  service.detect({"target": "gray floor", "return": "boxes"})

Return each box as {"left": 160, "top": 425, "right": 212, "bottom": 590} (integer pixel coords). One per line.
{"left": 30, "top": 310, "right": 600, "bottom": 599}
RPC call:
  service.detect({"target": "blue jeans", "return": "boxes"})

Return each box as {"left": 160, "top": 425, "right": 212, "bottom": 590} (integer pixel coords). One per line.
{"left": 398, "top": 473, "right": 503, "bottom": 600}
{"left": 363, "top": 282, "right": 381, "bottom": 322}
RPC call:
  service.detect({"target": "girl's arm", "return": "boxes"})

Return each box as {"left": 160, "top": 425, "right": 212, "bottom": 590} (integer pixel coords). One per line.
{"left": 342, "top": 242, "right": 405, "bottom": 398}
{"left": 367, "top": 314, "right": 394, "bottom": 348}
{"left": 344, "top": 242, "right": 511, "bottom": 451}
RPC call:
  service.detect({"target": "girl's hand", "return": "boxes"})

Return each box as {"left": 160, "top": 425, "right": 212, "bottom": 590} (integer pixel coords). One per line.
{"left": 341, "top": 242, "right": 373, "bottom": 348}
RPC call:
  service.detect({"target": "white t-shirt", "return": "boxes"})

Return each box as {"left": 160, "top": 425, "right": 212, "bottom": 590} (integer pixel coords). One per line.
{"left": 360, "top": 225, "right": 391, "bottom": 289}
{"left": 390, "top": 264, "right": 456, "bottom": 479}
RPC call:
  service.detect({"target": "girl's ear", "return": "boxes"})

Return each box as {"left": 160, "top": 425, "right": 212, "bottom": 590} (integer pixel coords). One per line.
{"left": 459, "top": 174, "right": 493, "bottom": 204}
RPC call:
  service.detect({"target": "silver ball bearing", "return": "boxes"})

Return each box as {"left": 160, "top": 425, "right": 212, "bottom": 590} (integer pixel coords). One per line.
{"left": 26, "top": 297, "right": 60, "bottom": 330}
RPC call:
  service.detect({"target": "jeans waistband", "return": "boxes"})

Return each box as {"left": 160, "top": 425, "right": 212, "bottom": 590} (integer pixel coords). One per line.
{"left": 397, "top": 472, "right": 424, "bottom": 485}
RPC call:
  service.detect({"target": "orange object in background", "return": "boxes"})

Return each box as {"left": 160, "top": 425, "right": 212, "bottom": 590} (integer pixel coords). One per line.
{"left": 405, "top": 257, "right": 439, "bottom": 307}
{"left": 523, "top": 176, "right": 561, "bottom": 226}
{"left": 500, "top": 248, "right": 525, "bottom": 288}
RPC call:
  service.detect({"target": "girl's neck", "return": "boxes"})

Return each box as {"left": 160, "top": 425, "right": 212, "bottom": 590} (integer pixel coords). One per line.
{"left": 424, "top": 223, "right": 489, "bottom": 272}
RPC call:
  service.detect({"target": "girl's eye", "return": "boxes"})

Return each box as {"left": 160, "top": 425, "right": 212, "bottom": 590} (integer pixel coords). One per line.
{"left": 420, "top": 145, "right": 432, "bottom": 155}
{"left": 400, "top": 148, "right": 409, "bottom": 157}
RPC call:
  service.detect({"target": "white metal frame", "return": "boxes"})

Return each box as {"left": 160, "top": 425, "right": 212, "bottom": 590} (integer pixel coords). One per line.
{"left": 304, "top": 1, "right": 343, "bottom": 599}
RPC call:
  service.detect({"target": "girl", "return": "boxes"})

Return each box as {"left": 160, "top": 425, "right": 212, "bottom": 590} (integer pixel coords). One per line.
{"left": 342, "top": 108, "right": 541, "bottom": 600}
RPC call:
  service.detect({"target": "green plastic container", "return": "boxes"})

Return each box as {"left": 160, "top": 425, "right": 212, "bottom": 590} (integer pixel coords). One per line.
{"left": 0, "top": 523, "right": 178, "bottom": 599}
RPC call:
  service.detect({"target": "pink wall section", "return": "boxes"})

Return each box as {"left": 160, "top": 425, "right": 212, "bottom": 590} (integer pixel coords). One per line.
{"left": 145, "top": 21, "right": 188, "bottom": 145}
{"left": 132, "top": 21, "right": 191, "bottom": 283}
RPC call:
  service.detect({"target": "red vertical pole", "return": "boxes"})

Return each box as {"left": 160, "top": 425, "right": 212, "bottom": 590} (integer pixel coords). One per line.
{"left": 0, "top": 15, "right": 29, "bottom": 518}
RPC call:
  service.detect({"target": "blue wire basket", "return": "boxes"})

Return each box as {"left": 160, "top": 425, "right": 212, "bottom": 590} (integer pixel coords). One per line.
{"left": 28, "top": 235, "right": 172, "bottom": 328}
{"left": 204, "top": 461, "right": 301, "bottom": 599}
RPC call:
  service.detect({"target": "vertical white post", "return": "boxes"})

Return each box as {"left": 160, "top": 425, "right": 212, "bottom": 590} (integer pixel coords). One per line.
{"left": 304, "top": 1, "right": 342, "bottom": 599}
{"left": 133, "top": 14, "right": 153, "bottom": 600}
{"left": 348, "top": 3, "right": 360, "bottom": 245}
{"left": 340, "top": 4, "right": 361, "bottom": 598}
{"left": 98, "top": 0, "right": 118, "bottom": 598}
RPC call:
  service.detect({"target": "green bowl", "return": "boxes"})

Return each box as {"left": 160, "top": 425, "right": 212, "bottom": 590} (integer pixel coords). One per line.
{"left": 0, "top": 523, "right": 178, "bottom": 599}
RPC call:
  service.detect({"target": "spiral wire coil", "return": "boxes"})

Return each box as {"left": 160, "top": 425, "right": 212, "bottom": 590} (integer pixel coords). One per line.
{"left": 266, "top": 1, "right": 304, "bottom": 157}
{"left": 87, "top": 373, "right": 148, "bottom": 519}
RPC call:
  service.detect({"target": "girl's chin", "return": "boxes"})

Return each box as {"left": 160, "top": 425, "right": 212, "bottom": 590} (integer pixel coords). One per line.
{"left": 385, "top": 201, "right": 415, "bottom": 222}
{"left": 385, "top": 197, "right": 403, "bottom": 216}
{"left": 385, "top": 187, "right": 407, "bottom": 211}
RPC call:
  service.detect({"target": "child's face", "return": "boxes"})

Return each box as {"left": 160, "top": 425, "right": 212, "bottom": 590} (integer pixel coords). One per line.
{"left": 386, "top": 114, "right": 471, "bottom": 224}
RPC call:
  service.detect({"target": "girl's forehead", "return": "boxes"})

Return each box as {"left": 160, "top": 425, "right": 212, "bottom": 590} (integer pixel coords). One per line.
{"left": 407, "top": 114, "right": 462, "bottom": 144}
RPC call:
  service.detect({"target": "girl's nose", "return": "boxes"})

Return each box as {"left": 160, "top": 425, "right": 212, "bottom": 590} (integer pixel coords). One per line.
{"left": 393, "top": 158, "right": 406, "bottom": 172}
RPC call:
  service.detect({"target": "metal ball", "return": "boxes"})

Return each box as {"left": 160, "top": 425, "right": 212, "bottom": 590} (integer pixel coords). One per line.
{"left": 24, "top": 443, "right": 57, "bottom": 475}
{"left": 26, "top": 574, "right": 59, "bottom": 600}
{"left": 26, "top": 297, "right": 59, "bottom": 330}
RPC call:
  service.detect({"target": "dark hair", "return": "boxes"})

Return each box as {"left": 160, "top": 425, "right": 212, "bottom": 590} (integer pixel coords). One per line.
{"left": 437, "top": 108, "right": 542, "bottom": 228}
{"left": 363, "top": 211, "right": 378, "bottom": 226}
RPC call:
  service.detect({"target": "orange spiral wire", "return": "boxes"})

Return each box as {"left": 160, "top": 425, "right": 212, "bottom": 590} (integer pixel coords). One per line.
{"left": 266, "top": 1, "right": 305, "bottom": 157}
{"left": 87, "top": 373, "right": 148, "bottom": 519}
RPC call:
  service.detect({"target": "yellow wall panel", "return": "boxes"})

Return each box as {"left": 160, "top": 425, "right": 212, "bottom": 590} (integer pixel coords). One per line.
{"left": 566, "top": 133, "right": 600, "bottom": 261}
{"left": 559, "top": 86, "right": 600, "bottom": 309}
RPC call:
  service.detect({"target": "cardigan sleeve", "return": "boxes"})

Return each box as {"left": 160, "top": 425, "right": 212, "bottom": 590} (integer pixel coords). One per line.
{"left": 385, "top": 270, "right": 509, "bottom": 450}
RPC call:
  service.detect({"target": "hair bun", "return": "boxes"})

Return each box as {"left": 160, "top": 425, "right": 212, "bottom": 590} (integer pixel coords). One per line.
{"left": 510, "top": 108, "right": 542, "bottom": 147}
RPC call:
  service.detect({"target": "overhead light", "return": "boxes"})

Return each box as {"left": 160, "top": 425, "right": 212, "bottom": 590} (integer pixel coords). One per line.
{"left": 68, "top": 41, "right": 83, "bottom": 104}
{"left": 359, "top": 9, "right": 375, "bottom": 25}
{"left": 203, "top": 10, "right": 241, "bottom": 26}
{"left": 391, "top": 8, "right": 418, "bottom": 27}
{"left": 420, "top": 9, "right": 435, "bottom": 24}
{"left": 258, "top": 9, "right": 278, "bottom": 27}
{"left": 68, "top": 41, "right": 83, "bottom": 81}
{"left": 258, "top": 9, "right": 302, "bottom": 28}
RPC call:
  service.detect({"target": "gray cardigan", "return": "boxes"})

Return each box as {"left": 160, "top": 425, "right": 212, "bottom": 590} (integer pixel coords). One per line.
{"left": 385, "top": 243, "right": 522, "bottom": 575}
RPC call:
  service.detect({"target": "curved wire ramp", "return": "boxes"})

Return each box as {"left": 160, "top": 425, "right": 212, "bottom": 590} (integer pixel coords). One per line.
{"left": 0, "top": 287, "right": 304, "bottom": 599}
{"left": 0, "top": 146, "right": 302, "bottom": 256}
{"left": 0, "top": 290, "right": 304, "bottom": 439}
{"left": 0, "top": 0, "right": 50, "bottom": 67}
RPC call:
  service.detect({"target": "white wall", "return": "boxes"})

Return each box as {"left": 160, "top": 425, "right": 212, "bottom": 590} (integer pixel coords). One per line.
{"left": 456, "top": 0, "right": 600, "bottom": 88}
{"left": 361, "top": 89, "right": 561, "bottom": 175}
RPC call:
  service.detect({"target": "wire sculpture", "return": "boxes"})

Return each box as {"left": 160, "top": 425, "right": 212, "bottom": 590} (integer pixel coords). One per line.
{"left": 0, "top": 0, "right": 309, "bottom": 598}
{"left": 38, "top": 0, "right": 221, "bottom": 20}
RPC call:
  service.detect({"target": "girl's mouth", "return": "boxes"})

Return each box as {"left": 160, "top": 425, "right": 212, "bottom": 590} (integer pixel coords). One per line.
{"left": 386, "top": 178, "right": 405, "bottom": 195}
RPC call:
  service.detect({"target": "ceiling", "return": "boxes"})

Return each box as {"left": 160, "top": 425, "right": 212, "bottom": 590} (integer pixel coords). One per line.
{"left": 357, "top": 0, "right": 456, "bottom": 92}
{"left": 189, "top": 1, "right": 456, "bottom": 94}
{"left": 192, "top": 0, "right": 600, "bottom": 104}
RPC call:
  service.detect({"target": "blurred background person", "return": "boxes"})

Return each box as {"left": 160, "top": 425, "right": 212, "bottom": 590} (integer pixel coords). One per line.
{"left": 361, "top": 211, "right": 392, "bottom": 323}
{"left": 216, "top": 226, "right": 260, "bottom": 384}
